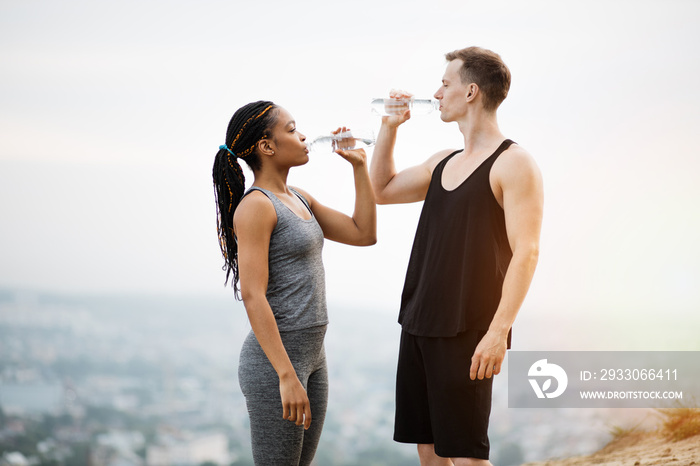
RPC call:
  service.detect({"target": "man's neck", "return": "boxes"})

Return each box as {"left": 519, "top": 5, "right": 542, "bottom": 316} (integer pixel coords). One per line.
{"left": 457, "top": 110, "right": 504, "bottom": 157}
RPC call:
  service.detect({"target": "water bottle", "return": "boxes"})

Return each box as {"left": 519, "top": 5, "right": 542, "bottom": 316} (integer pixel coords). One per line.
{"left": 370, "top": 98, "right": 439, "bottom": 116}
{"left": 308, "top": 130, "right": 376, "bottom": 153}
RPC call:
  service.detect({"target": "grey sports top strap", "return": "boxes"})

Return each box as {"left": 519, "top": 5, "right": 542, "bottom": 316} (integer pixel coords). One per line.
{"left": 243, "top": 187, "right": 328, "bottom": 330}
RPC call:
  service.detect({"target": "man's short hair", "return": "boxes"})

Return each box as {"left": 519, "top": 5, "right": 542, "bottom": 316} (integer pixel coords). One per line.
{"left": 445, "top": 47, "right": 511, "bottom": 112}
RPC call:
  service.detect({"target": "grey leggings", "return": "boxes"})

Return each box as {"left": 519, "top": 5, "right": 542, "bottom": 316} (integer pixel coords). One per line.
{"left": 238, "top": 325, "right": 328, "bottom": 466}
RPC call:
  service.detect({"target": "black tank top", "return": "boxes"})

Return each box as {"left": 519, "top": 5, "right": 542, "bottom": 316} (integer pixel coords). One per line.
{"left": 398, "top": 139, "right": 515, "bottom": 338}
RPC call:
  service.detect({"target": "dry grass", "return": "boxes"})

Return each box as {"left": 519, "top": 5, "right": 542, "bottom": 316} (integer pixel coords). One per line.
{"left": 523, "top": 403, "right": 700, "bottom": 465}
{"left": 655, "top": 402, "right": 700, "bottom": 441}
{"left": 606, "top": 401, "right": 700, "bottom": 443}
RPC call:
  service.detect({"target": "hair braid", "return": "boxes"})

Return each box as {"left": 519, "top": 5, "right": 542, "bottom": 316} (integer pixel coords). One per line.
{"left": 212, "top": 101, "right": 279, "bottom": 297}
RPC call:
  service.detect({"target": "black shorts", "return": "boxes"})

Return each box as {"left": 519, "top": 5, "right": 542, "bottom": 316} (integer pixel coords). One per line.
{"left": 393, "top": 329, "right": 493, "bottom": 459}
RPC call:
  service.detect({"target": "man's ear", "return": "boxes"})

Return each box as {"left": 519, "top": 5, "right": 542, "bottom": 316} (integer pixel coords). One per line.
{"left": 465, "top": 83, "right": 479, "bottom": 102}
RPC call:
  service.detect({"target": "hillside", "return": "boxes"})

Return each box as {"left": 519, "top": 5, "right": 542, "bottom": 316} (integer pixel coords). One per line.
{"left": 524, "top": 408, "right": 700, "bottom": 466}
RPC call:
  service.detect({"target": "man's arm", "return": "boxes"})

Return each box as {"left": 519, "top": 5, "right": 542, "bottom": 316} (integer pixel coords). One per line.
{"left": 369, "top": 92, "right": 452, "bottom": 205}
{"left": 470, "top": 145, "right": 544, "bottom": 380}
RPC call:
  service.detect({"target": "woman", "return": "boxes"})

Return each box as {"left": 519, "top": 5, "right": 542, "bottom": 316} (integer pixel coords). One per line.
{"left": 212, "top": 100, "right": 376, "bottom": 465}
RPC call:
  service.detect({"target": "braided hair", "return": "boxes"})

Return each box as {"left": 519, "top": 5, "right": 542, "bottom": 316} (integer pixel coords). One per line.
{"left": 213, "top": 101, "right": 279, "bottom": 297}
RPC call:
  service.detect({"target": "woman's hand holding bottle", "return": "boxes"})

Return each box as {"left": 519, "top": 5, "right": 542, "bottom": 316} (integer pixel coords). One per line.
{"left": 331, "top": 126, "right": 368, "bottom": 168}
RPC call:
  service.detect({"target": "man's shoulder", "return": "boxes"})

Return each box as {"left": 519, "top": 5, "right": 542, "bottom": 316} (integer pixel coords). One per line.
{"left": 502, "top": 141, "right": 533, "bottom": 161}
{"left": 495, "top": 142, "right": 539, "bottom": 176}
{"left": 493, "top": 142, "right": 543, "bottom": 195}
{"left": 426, "top": 148, "right": 461, "bottom": 172}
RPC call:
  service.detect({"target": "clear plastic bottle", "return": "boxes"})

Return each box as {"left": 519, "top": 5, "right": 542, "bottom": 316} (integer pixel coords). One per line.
{"left": 308, "top": 130, "right": 375, "bottom": 153}
{"left": 370, "top": 97, "right": 439, "bottom": 116}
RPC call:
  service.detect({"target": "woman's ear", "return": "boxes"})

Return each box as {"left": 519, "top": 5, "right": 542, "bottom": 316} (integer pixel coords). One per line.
{"left": 257, "top": 138, "right": 275, "bottom": 157}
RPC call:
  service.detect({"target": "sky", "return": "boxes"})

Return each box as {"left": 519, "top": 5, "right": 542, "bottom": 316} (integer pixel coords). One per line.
{"left": 1, "top": 0, "right": 699, "bottom": 338}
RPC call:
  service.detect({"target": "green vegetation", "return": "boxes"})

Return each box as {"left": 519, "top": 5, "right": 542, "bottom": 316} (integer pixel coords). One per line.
{"left": 608, "top": 420, "right": 643, "bottom": 440}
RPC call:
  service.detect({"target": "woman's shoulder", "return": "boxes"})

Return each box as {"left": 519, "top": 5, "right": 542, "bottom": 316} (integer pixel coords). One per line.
{"left": 234, "top": 189, "right": 277, "bottom": 230}
{"left": 288, "top": 186, "right": 315, "bottom": 208}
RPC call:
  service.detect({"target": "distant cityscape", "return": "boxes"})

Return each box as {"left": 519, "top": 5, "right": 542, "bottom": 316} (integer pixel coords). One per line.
{"left": 0, "top": 289, "right": 626, "bottom": 466}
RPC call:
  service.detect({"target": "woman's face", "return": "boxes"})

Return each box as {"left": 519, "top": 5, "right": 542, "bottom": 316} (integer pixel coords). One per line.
{"left": 268, "top": 107, "right": 309, "bottom": 167}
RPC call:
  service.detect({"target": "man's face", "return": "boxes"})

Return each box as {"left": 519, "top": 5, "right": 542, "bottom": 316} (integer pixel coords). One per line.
{"left": 434, "top": 59, "right": 470, "bottom": 122}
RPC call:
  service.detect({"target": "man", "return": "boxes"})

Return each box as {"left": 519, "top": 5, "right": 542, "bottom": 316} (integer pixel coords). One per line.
{"left": 370, "top": 47, "right": 543, "bottom": 465}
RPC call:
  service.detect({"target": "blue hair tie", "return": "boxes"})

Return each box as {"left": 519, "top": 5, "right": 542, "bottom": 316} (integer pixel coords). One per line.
{"left": 219, "top": 145, "right": 237, "bottom": 158}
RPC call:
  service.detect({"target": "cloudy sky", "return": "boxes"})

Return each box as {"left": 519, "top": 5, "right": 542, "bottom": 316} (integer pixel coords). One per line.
{"left": 1, "top": 1, "right": 699, "bottom": 338}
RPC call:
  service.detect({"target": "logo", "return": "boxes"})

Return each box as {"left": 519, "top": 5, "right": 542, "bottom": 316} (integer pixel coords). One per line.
{"left": 528, "top": 359, "right": 568, "bottom": 399}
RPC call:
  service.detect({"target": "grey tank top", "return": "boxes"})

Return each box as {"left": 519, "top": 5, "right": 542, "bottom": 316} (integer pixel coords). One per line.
{"left": 243, "top": 187, "right": 328, "bottom": 331}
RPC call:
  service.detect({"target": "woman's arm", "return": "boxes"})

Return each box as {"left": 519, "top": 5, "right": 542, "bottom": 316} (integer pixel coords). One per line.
{"left": 234, "top": 191, "right": 313, "bottom": 429}
{"left": 295, "top": 137, "right": 377, "bottom": 246}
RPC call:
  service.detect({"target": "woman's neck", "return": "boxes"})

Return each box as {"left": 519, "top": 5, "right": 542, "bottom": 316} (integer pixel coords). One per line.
{"left": 251, "top": 166, "right": 291, "bottom": 195}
